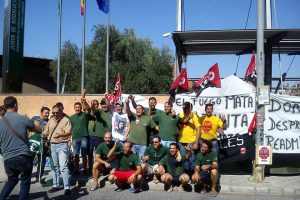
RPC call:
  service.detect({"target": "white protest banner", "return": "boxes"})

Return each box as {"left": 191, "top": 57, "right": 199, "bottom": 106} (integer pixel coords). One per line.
{"left": 123, "top": 75, "right": 300, "bottom": 155}
{"left": 173, "top": 75, "right": 256, "bottom": 137}
{"left": 265, "top": 94, "right": 300, "bottom": 153}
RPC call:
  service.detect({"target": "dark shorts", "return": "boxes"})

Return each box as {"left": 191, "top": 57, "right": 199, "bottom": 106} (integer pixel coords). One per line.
{"left": 171, "top": 175, "right": 181, "bottom": 185}
{"left": 102, "top": 160, "right": 119, "bottom": 175}
{"left": 199, "top": 171, "right": 211, "bottom": 184}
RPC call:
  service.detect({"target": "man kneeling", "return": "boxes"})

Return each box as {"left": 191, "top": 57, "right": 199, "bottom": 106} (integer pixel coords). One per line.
{"left": 91, "top": 132, "right": 121, "bottom": 191}
{"left": 141, "top": 136, "right": 168, "bottom": 183}
{"left": 158, "top": 143, "right": 190, "bottom": 192}
{"left": 108, "top": 141, "right": 143, "bottom": 193}
{"left": 192, "top": 140, "right": 219, "bottom": 197}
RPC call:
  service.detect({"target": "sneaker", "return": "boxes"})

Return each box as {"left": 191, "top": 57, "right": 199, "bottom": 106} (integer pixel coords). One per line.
{"left": 128, "top": 187, "right": 140, "bottom": 193}
{"left": 114, "top": 187, "right": 124, "bottom": 192}
{"left": 48, "top": 187, "right": 60, "bottom": 193}
{"left": 167, "top": 185, "right": 173, "bottom": 192}
{"left": 152, "top": 175, "right": 159, "bottom": 184}
{"left": 64, "top": 189, "right": 71, "bottom": 196}
{"left": 90, "top": 185, "right": 99, "bottom": 191}
{"left": 36, "top": 177, "right": 46, "bottom": 184}
{"left": 209, "top": 190, "right": 218, "bottom": 197}
{"left": 179, "top": 184, "right": 184, "bottom": 192}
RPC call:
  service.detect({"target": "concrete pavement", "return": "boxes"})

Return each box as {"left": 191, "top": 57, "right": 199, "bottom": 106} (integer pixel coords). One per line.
{"left": 1, "top": 164, "right": 300, "bottom": 197}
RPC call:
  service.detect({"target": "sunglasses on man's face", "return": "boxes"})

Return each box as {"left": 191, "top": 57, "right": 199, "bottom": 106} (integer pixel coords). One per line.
{"left": 152, "top": 141, "right": 159, "bottom": 144}
{"left": 52, "top": 112, "right": 60, "bottom": 115}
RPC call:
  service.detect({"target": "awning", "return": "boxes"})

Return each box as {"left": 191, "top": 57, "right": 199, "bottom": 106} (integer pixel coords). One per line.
{"left": 172, "top": 29, "right": 300, "bottom": 56}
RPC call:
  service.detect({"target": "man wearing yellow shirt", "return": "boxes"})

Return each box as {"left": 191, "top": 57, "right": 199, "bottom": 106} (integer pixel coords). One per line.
{"left": 198, "top": 103, "right": 227, "bottom": 154}
{"left": 178, "top": 102, "right": 201, "bottom": 174}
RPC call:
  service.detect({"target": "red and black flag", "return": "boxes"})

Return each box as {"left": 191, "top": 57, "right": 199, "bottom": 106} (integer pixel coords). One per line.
{"left": 168, "top": 68, "right": 189, "bottom": 99}
{"left": 194, "top": 63, "right": 221, "bottom": 96}
{"left": 109, "top": 73, "right": 122, "bottom": 104}
{"left": 248, "top": 113, "right": 257, "bottom": 133}
{"left": 244, "top": 52, "right": 256, "bottom": 85}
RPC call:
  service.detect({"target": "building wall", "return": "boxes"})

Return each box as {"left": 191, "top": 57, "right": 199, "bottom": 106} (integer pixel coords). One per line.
{"left": 0, "top": 94, "right": 169, "bottom": 118}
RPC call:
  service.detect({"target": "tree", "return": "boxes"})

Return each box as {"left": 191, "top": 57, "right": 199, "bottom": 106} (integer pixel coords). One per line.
{"left": 50, "top": 40, "right": 81, "bottom": 93}
{"left": 50, "top": 25, "right": 174, "bottom": 94}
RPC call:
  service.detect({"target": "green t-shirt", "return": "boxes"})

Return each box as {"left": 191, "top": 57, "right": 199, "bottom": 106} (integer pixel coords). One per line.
{"left": 87, "top": 115, "right": 97, "bottom": 135}
{"left": 70, "top": 112, "right": 89, "bottom": 139}
{"left": 128, "top": 115, "right": 156, "bottom": 145}
{"left": 95, "top": 142, "right": 122, "bottom": 161}
{"left": 143, "top": 107, "right": 164, "bottom": 117}
{"left": 144, "top": 144, "right": 169, "bottom": 166}
{"left": 88, "top": 117, "right": 96, "bottom": 136}
{"left": 144, "top": 108, "right": 163, "bottom": 136}
{"left": 94, "top": 109, "right": 112, "bottom": 137}
{"left": 195, "top": 151, "right": 218, "bottom": 166}
{"left": 115, "top": 152, "right": 140, "bottom": 171}
{"left": 29, "top": 133, "right": 42, "bottom": 153}
{"left": 152, "top": 113, "right": 179, "bottom": 141}
{"left": 160, "top": 153, "right": 186, "bottom": 177}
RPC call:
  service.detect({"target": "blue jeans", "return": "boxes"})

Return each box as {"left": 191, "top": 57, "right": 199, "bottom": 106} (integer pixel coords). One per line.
{"left": 161, "top": 140, "right": 176, "bottom": 148}
{"left": 178, "top": 142, "right": 196, "bottom": 175}
{"left": 131, "top": 144, "right": 146, "bottom": 161}
{"left": 0, "top": 154, "right": 33, "bottom": 200}
{"left": 88, "top": 136, "right": 103, "bottom": 169}
{"left": 88, "top": 136, "right": 103, "bottom": 156}
{"left": 50, "top": 143, "right": 70, "bottom": 189}
{"left": 72, "top": 137, "right": 88, "bottom": 156}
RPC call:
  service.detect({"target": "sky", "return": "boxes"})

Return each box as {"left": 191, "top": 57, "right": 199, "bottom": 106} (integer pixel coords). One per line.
{"left": 0, "top": 0, "right": 299, "bottom": 84}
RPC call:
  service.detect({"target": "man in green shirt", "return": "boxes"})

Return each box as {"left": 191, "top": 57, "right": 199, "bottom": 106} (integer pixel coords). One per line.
{"left": 129, "top": 96, "right": 163, "bottom": 144}
{"left": 90, "top": 132, "right": 121, "bottom": 191}
{"left": 192, "top": 140, "right": 219, "bottom": 197}
{"left": 158, "top": 143, "right": 191, "bottom": 192}
{"left": 141, "top": 136, "right": 168, "bottom": 183}
{"left": 126, "top": 99, "right": 158, "bottom": 161}
{"left": 89, "top": 98, "right": 112, "bottom": 172}
{"left": 107, "top": 141, "right": 143, "bottom": 193}
{"left": 70, "top": 100, "right": 90, "bottom": 174}
{"left": 153, "top": 102, "right": 180, "bottom": 147}
{"left": 93, "top": 98, "right": 112, "bottom": 140}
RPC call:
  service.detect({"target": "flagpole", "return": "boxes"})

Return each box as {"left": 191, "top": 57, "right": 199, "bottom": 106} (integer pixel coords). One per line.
{"left": 105, "top": 0, "right": 110, "bottom": 93}
{"left": 81, "top": 0, "right": 86, "bottom": 92}
{"left": 57, "top": 0, "right": 62, "bottom": 94}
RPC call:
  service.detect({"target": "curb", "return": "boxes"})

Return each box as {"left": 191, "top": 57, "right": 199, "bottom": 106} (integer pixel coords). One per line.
{"left": 84, "top": 178, "right": 300, "bottom": 196}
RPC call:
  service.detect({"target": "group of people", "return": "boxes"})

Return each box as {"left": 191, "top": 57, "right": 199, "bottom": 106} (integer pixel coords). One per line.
{"left": 0, "top": 93, "right": 227, "bottom": 199}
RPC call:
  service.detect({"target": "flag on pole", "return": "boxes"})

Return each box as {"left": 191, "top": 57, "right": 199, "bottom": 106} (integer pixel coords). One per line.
{"left": 244, "top": 52, "right": 257, "bottom": 85}
{"left": 58, "top": 0, "right": 62, "bottom": 15}
{"left": 96, "top": 0, "right": 109, "bottom": 14}
{"left": 168, "top": 68, "right": 189, "bottom": 99}
{"left": 109, "top": 73, "right": 122, "bottom": 104}
{"left": 81, "top": 0, "right": 85, "bottom": 15}
{"left": 248, "top": 113, "right": 257, "bottom": 133}
{"left": 194, "top": 63, "right": 221, "bottom": 96}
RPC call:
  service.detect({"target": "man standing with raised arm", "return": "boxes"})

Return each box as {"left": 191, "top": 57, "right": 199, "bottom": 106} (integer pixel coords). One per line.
{"left": 152, "top": 102, "right": 180, "bottom": 147}
{"left": 198, "top": 103, "right": 227, "bottom": 154}
{"left": 70, "top": 98, "right": 90, "bottom": 174}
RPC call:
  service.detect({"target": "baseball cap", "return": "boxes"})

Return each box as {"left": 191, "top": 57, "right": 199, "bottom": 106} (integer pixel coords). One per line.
{"left": 100, "top": 98, "right": 106, "bottom": 105}
{"left": 115, "top": 100, "right": 124, "bottom": 106}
